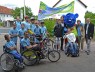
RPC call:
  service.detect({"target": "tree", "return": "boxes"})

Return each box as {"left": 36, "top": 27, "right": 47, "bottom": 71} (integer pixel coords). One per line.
{"left": 85, "top": 11, "right": 95, "bottom": 25}
{"left": 12, "top": 6, "right": 33, "bottom": 19}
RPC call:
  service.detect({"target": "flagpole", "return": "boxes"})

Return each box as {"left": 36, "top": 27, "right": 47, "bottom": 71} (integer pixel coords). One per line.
{"left": 24, "top": 0, "right": 26, "bottom": 18}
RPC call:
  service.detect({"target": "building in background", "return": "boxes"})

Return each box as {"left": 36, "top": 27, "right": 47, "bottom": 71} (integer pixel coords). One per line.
{"left": 0, "top": 6, "right": 14, "bottom": 27}
{"left": 53, "top": 0, "right": 87, "bottom": 23}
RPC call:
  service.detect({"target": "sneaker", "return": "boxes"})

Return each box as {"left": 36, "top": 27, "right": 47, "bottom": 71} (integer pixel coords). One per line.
{"left": 87, "top": 52, "right": 90, "bottom": 55}
{"left": 85, "top": 51, "right": 90, "bottom": 55}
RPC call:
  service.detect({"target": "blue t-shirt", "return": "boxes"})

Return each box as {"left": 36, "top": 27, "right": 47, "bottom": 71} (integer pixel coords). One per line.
{"left": 30, "top": 24, "right": 36, "bottom": 32}
{"left": 5, "top": 41, "right": 22, "bottom": 61}
{"left": 34, "top": 26, "right": 41, "bottom": 35}
{"left": 77, "top": 23, "right": 83, "bottom": 36}
{"left": 19, "top": 28, "right": 27, "bottom": 38}
{"left": 40, "top": 26, "right": 47, "bottom": 38}
{"left": 5, "top": 41, "right": 17, "bottom": 53}
{"left": 9, "top": 28, "right": 18, "bottom": 44}
{"left": 21, "top": 38, "right": 31, "bottom": 47}
{"left": 40, "top": 26, "right": 47, "bottom": 34}
{"left": 24, "top": 21, "right": 30, "bottom": 30}
{"left": 16, "top": 21, "right": 21, "bottom": 30}
{"left": 5, "top": 41, "right": 16, "bottom": 49}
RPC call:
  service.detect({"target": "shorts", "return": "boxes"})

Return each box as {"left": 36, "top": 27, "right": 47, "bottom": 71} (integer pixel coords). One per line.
{"left": 55, "top": 37, "right": 61, "bottom": 47}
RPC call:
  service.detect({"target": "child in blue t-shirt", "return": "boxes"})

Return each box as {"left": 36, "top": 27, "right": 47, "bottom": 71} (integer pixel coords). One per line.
{"left": 19, "top": 23, "right": 27, "bottom": 41}
{"left": 4, "top": 34, "right": 24, "bottom": 68}
{"left": 34, "top": 21, "right": 41, "bottom": 43}
{"left": 9, "top": 22, "right": 18, "bottom": 45}
{"left": 40, "top": 21, "right": 47, "bottom": 39}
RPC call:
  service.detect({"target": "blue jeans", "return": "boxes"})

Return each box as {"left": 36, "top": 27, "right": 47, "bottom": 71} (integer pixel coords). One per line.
{"left": 10, "top": 50, "right": 23, "bottom": 63}
{"left": 65, "top": 42, "right": 78, "bottom": 54}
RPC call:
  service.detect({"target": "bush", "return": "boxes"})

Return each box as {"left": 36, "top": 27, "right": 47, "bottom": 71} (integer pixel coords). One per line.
{"left": 44, "top": 19, "right": 56, "bottom": 36}
{"left": 0, "top": 22, "right": 3, "bottom": 27}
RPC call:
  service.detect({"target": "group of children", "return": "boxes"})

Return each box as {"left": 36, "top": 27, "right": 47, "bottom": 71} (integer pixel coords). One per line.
{"left": 9, "top": 16, "right": 47, "bottom": 45}
{"left": 3, "top": 16, "right": 80, "bottom": 69}
{"left": 4, "top": 16, "right": 47, "bottom": 68}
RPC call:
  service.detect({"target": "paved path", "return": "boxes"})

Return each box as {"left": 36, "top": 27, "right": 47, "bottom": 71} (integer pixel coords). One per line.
{"left": 0, "top": 34, "right": 95, "bottom": 72}
{"left": 0, "top": 27, "right": 11, "bottom": 33}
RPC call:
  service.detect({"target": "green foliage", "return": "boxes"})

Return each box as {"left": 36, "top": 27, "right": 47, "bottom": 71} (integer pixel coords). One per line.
{"left": 0, "top": 22, "right": 3, "bottom": 27}
{"left": 85, "top": 11, "right": 95, "bottom": 40}
{"left": 85, "top": 11, "right": 95, "bottom": 25}
{"left": 44, "top": 19, "right": 56, "bottom": 36}
{"left": 12, "top": 6, "right": 33, "bottom": 19}
{"left": 34, "top": 15, "right": 38, "bottom": 20}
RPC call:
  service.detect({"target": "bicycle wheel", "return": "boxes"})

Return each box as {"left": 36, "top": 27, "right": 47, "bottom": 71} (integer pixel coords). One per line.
{"left": 22, "top": 50, "right": 38, "bottom": 66}
{"left": 48, "top": 50, "right": 60, "bottom": 62}
{"left": 46, "top": 39, "right": 54, "bottom": 49}
{"left": 0, "top": 53, "right": 15, "bottom": 71}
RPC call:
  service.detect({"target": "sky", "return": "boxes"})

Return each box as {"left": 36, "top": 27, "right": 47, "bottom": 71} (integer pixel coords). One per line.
{"left": 0, "top": 0, "right": 95, "bottom": 15}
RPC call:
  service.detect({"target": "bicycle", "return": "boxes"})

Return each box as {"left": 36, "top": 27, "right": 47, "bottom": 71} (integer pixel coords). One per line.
{"left": 21, "top": 35, "right": 60, "bottom": 66}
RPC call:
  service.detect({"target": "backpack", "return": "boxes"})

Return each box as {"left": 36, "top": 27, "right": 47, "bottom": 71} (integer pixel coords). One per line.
{"left": 68, "top": 43, "right": 79, "bottom": 57}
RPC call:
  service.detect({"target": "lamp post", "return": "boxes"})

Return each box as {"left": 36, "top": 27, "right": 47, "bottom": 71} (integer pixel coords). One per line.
{"left": 24, "top": 0, "right": 26, "bottom": 18}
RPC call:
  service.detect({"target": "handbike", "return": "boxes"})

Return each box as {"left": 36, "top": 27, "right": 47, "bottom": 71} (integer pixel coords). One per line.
{"left": 21, "top": 35, "right": 60, "bottom": 66}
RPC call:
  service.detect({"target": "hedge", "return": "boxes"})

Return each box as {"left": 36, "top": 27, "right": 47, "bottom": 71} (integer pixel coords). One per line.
{"left": 44, "top": 19, "right": 56, "bottom": 36}
{"left": 0, "top": 22, "right": 3, "bottom": 27}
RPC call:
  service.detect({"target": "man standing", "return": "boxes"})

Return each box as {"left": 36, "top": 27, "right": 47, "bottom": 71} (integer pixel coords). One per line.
{"left": 54, "top": 19, "right": 63, "bottom": 51}
{"left": 84, "top": 18, "right": 94, "bottom": 55}
{"left": 76, "top": 20, "right": 84, "bottom": 51}
{"left": 60, "top": 16, "right": 64, "bottom": 51}
{"left": 60, "top": 16, "right": 67, "bottom": 51}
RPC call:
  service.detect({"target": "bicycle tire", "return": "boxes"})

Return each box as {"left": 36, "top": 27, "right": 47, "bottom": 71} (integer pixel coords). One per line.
{"left": 22, "top": 49, "right": 38, "bottom": 66}
{"left": 48, "top": 50, "right": 60, "bottom": 62}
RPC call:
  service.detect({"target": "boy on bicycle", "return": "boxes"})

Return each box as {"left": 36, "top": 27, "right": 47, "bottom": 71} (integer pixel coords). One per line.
{"left": 21, "top": 31, "right": 44, "bottom": 58}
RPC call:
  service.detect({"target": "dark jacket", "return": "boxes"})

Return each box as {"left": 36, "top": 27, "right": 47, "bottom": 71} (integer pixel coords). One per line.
{"left": 54, "top": 24, "right": 63, "bottom": 37}
{"left": 84, "top": 23, "right": 94, "bottom": 39}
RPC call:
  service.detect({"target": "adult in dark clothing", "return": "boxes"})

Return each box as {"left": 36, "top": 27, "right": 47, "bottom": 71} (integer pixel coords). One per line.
{"left": 84, "top": 18, "right": 94, "bottom": 55}
{"left": 60, "top": 16, "right": 67, "bottom": 51}
{"left": 54, "top": 19, "right": 63, "bottom": 50}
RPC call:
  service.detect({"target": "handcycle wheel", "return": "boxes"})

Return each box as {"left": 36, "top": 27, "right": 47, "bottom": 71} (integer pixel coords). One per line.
{"left": 48, "top": 50, "right": 60, "bottom": 62}
{"left": 0, "top": 53, "right": 15, "bottom": 72}
{"left": 22, "top": 49, "right": 38, "bottom": 66}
